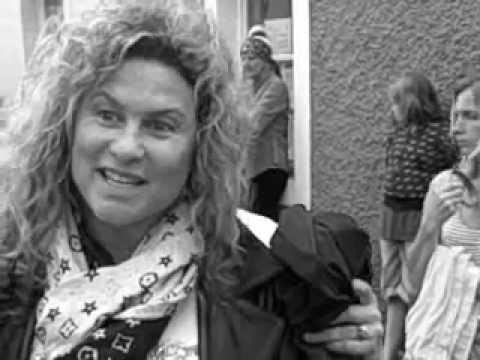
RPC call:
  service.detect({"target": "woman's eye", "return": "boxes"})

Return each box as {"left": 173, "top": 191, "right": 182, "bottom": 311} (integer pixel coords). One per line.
{"left": 96, "top": 110, "right": 120, "bottom": 124}
{"left": 145, "top": 119, "right": 175, "bottom": 133}
{"left": 459, "top": 111, "right": 480, "bottom": 121}
{"left": 468, "top": 112, "right": 480, "bottom": 121}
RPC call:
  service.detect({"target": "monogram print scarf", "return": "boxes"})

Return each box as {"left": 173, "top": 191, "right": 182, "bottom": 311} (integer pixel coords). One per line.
{"left": 29, "top": 203, "right": 202, "bottom": 360}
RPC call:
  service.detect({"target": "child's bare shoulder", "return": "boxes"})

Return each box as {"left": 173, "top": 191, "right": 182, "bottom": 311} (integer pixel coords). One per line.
{"left": 430, "top": 169, "right": 454, "bottom": 192}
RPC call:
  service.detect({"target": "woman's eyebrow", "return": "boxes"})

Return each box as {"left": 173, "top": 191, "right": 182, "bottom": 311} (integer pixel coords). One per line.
{"left": 89, "top": 90, "right": 190, "bottom": 121}
{"left": 89, "top": 90, "right": 124, "bottom": 109}
{"left": 142, "top": 110, "right": 188, "bottom": 129}
{"left": 455, "top": 108, "right": 480, "bottom": 113}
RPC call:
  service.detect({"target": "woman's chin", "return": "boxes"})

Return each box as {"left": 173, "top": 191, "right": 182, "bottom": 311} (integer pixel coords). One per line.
{"left": 90, "top": 204, "right": 140, "bottom": 228}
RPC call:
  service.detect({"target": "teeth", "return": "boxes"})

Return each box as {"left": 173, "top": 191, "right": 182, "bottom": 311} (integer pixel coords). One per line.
{"left": 103, "top": 169, "right": 142, "bottom": 185}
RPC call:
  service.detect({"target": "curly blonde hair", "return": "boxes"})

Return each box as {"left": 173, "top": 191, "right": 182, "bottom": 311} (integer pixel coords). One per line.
{"left": 0, "top": 0, "right": 248, "bottom": 317}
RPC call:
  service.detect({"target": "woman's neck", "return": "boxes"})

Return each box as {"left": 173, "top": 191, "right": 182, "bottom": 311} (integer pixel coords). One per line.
{"left": 81, "top": 209, "right": 157, "bottom": 264}
{"left": 252, "top": 68, "right": 273, "bottom": 93}
{"left": 459, "top": 156, "right": 480, "bottom": 180}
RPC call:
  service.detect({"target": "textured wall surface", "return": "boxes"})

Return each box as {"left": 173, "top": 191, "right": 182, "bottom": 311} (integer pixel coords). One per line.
{"left": 311, "top": 0, "right": 480, "bottom": 288}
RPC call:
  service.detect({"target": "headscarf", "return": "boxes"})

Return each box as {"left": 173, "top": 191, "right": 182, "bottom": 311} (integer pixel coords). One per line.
{"left": 240, "top": 25, "right": 282, "bottom": 78}
{"left": 240, "top": 25, "right": 273, "bottom": 62}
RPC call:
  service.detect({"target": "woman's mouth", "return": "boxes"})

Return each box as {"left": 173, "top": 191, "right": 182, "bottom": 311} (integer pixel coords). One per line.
{"left": 98, "top": 168, "right": 147, "bottom": 186}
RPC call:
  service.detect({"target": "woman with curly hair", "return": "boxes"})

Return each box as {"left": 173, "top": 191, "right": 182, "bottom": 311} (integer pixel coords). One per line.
{"left": 0, "top": 1, "right": 382, "bottom": 359}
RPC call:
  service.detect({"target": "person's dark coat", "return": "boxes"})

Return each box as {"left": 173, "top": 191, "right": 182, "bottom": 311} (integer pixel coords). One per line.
{"left": 247, "top": 72, "right": 290, "bottom": 179}
{"left": 0, "top": 205, "right": 371, "bottom": 360}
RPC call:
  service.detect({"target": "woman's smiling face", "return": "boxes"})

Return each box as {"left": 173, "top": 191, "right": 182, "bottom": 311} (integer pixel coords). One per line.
{"left": 241, "top": 53, "right": 267, "bottom": 79}
{"left": 71, "top": 58, "right": 196, "bottom": 228}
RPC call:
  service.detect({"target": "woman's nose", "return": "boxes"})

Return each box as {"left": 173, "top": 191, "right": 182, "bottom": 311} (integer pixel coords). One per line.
{"left": 452, "top": 116, "right": 464, "bottom": 134}
{"left": 108, "top": 125, "right": 145, "bottom": 161}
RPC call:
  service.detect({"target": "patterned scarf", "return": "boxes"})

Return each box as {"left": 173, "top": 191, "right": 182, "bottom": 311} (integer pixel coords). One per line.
{"left": 30, "top": 203, "right": 202, "bottom": 360}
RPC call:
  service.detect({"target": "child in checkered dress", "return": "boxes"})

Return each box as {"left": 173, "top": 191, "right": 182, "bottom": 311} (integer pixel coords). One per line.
{"left": 381, "top": 71, "right": 457, "bottom": 360}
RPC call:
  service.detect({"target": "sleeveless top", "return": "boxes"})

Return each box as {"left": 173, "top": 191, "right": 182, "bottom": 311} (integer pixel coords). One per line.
{"left": 430, "top": 213, "right": 480, "bottom": 360}
{"left": 442, "top": 212, "right": 480, "bottom": 267}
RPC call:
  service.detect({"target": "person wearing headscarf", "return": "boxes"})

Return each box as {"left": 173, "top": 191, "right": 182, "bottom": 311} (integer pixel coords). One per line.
{"left": 241, "top": 25, "right": 290, "bottom": 221}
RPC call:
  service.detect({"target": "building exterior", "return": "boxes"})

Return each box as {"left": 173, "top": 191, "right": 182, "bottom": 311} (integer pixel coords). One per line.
{"left": 205, "top": 0, "right": 311, "bottom": 209}
{"left": 211, "top": 0, "right": 480, "bottom": 287}
{"left": 5, "top": 0, "right": 480, "bottom": 287}
{"left": 309, "top": 0, "right": 480, "bottom": 285}
{"left": 0, "top": 1, "right": 26, "bottom": 106}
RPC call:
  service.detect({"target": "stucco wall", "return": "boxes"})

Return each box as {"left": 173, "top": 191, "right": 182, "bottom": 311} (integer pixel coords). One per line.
{"left": 0, "top": 1, "right": 25, "bottom": 101}
{"left": 311, "top": 0, "right": 480, "bottom": 288}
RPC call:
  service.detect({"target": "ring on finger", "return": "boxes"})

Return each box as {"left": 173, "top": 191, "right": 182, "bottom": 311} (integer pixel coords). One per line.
{"left": 356, "top": 324, "right": 369, "bottom": 340}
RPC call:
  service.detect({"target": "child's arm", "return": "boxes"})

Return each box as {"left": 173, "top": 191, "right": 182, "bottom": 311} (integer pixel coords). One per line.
{"left": 403, "top": 172, "right": 464, "bottom": 304}
{"left": 403, "top": 205, "right": 441, "bottom": 305}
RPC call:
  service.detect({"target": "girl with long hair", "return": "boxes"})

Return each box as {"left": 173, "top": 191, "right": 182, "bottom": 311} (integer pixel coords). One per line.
{"left": 381, "top": 72, "right": 456, "bottom": 359}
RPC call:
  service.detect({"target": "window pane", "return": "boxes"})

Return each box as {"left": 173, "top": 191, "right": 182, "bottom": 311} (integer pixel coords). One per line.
{"left": 247, "top": 0, "right": 291, "bottom": 28}
{"left": 247, "top": 0, "right": 292, "bottom": 55}
{"left": 44, "top": 0, "right": 63, "bottom": 19}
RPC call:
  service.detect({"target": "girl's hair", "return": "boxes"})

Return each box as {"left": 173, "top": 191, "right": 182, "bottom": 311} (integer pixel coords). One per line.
{"left": 388, "top": 71, "right": 443, "bottom": 131}
{"left": 0, "top": 0, "right": 249, "bottom": 318}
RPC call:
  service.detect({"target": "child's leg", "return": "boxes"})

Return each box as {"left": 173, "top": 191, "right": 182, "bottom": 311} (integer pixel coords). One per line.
{"left": 380, "top": 239, "right": 406, "bottom": 360}
{"left": 384, "top": 297, "right": 407, "bottom": 360}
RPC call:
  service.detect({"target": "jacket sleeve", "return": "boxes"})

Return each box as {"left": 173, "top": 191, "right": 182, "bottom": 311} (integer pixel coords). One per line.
{"left": 250, "top": 77, "right": 289, "bottom": 136}
{"left": 237, "top": 206, "right": 371, "bottom": 359}
{"left": 268, "top": 205, "right": 372, "bottom": 332}
{"left": 0, "top": 256, "right": 41, "bottom": 360}
{"left": 0, "top": 311, "right": 37, "bottom": 360}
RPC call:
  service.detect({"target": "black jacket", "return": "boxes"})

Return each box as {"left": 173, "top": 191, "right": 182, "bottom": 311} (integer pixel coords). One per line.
{"left": 0, "top": 205, "right": 371, "bottom": 360}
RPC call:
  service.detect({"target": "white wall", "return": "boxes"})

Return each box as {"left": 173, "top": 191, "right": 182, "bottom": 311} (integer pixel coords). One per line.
{"left": 206, "top": 0, "right": 242, "bottom": 72}
{"left": 64, "top": 0, "right": 100, "bottom": 19}
{"left": 0, "top": 1, "right": 25, "bottom": 102}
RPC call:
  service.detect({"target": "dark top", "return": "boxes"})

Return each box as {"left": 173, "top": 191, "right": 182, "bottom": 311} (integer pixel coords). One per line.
{"left": 384, "top": 120, "right": 457, "bottom": 209}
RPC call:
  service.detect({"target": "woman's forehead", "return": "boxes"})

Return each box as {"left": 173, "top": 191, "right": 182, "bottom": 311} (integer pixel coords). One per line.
{"left": 456, "top": 87, "right": 480, "bottom": 109}
{"left": 88, "top": 59, "right": 195, "bottom": 115}
{"left": 456, "top": 82, "right": 480, "bottom": 106}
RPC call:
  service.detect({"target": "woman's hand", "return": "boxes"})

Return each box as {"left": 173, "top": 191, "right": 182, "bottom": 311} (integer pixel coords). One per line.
{"left": 421, "top": 174, "right": 464, "bottom": 233}
{"left": 303, "top": 279, "right": 383, "bottom": 357}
